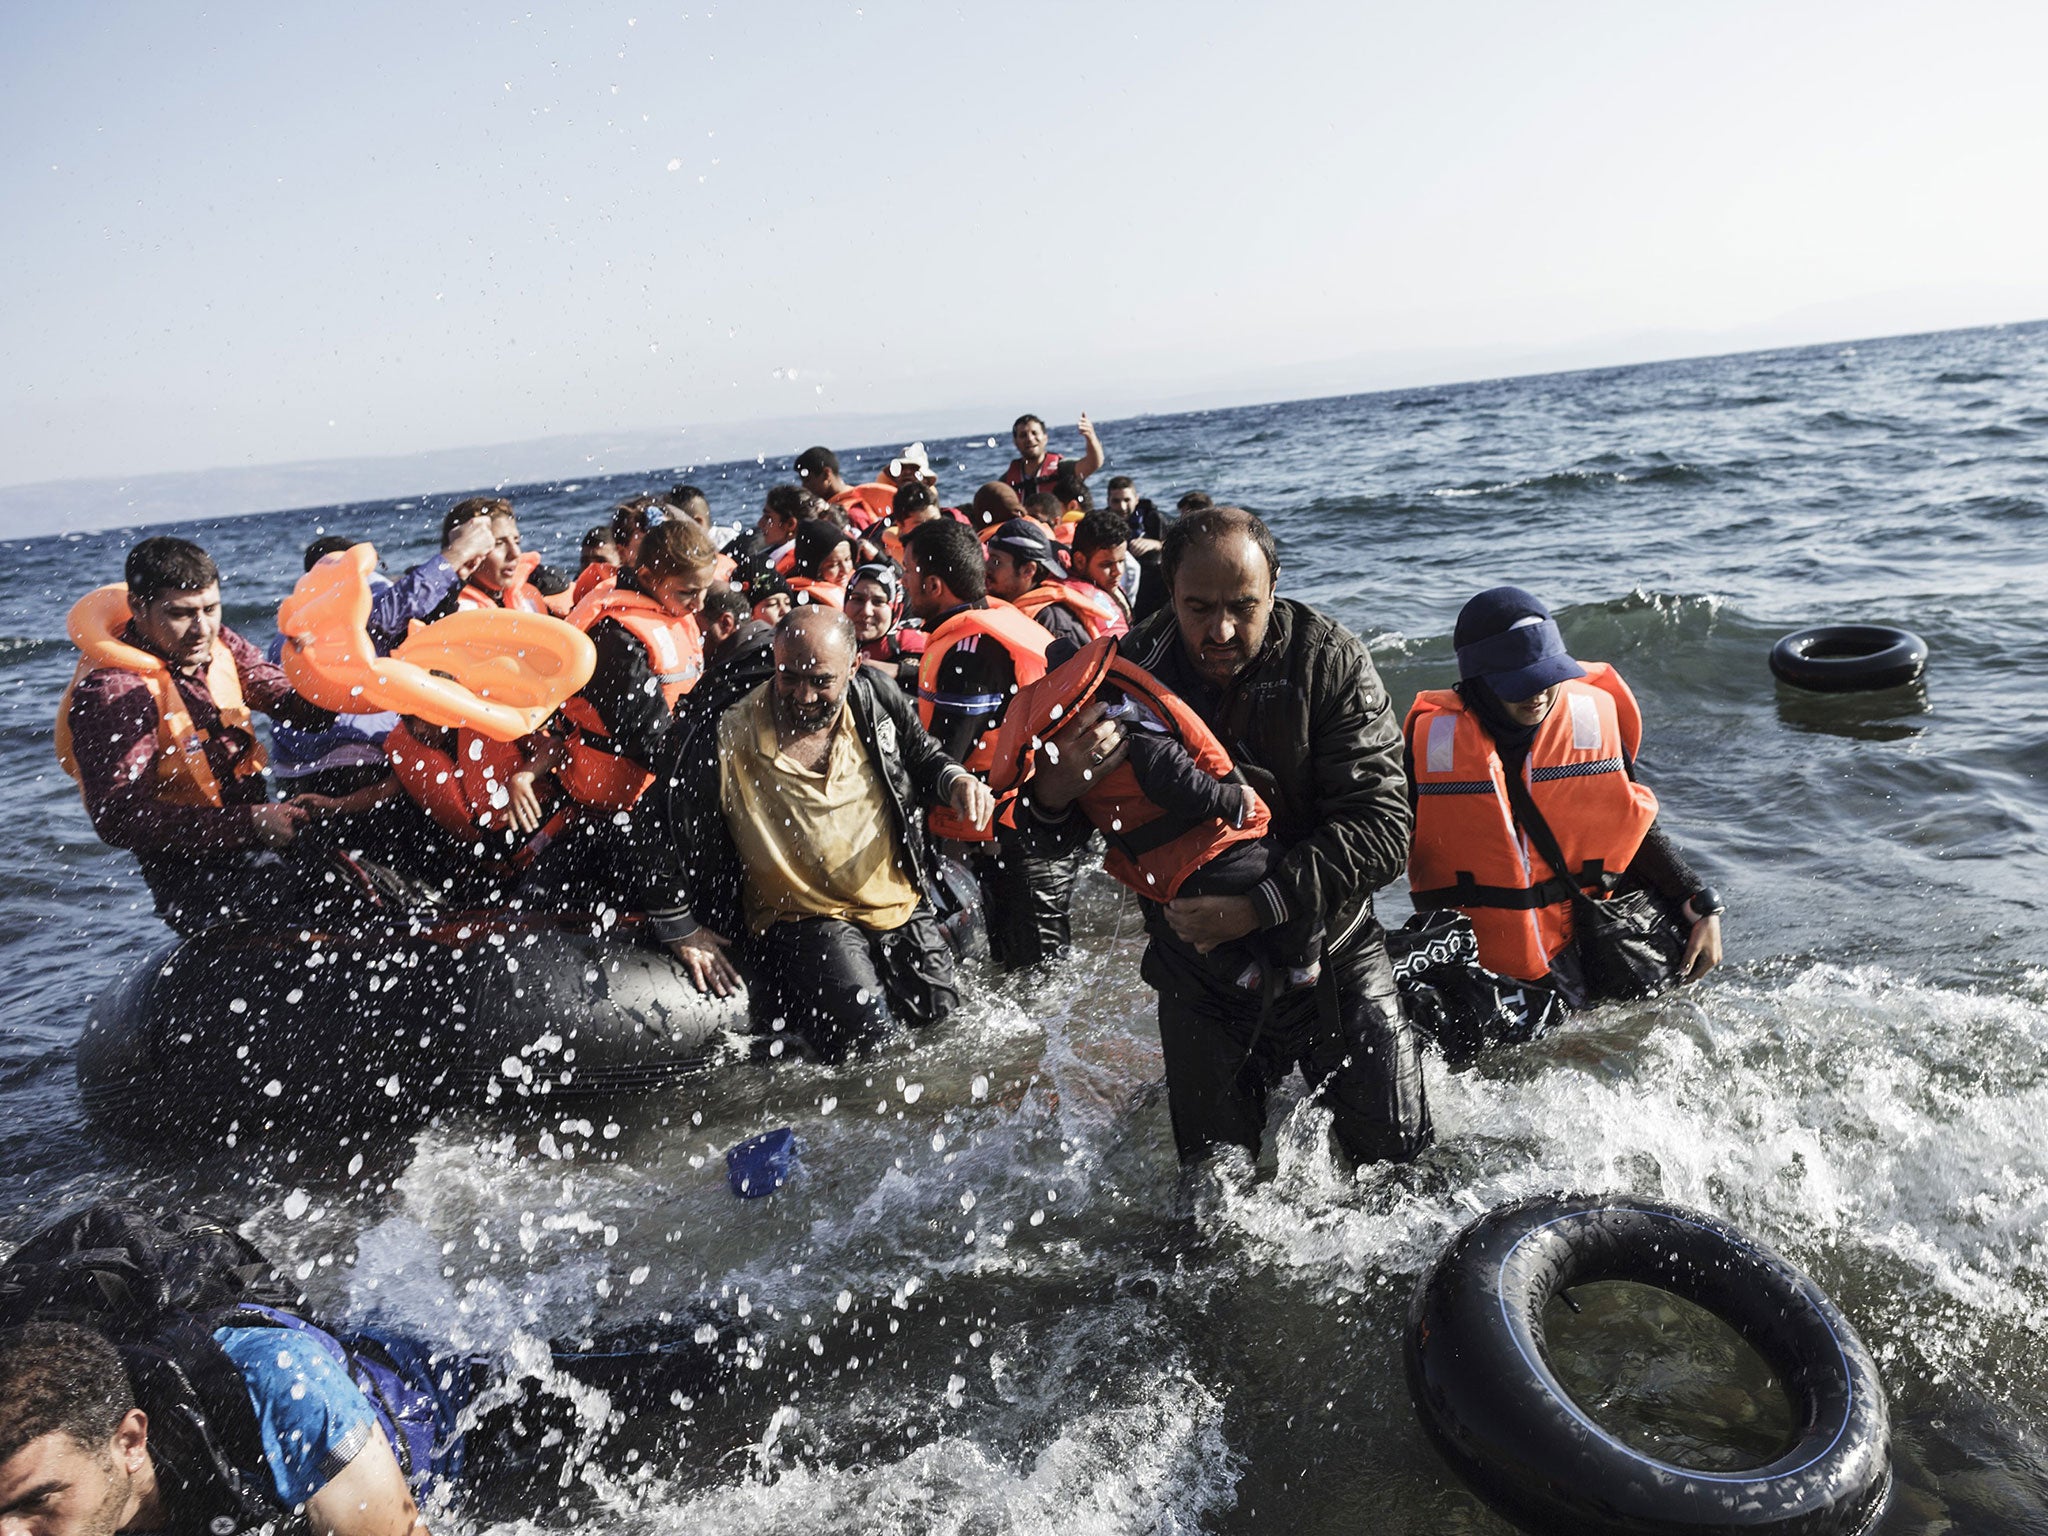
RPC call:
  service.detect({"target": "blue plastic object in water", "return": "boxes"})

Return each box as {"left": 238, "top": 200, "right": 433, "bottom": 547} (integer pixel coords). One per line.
{"left": 726, "top": 1127, "right": 801, "bottom": 1198}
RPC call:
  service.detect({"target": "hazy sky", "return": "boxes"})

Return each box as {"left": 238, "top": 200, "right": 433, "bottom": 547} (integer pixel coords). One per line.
{"left": 5, "top": 0, "right": 2046, "bottom": 491}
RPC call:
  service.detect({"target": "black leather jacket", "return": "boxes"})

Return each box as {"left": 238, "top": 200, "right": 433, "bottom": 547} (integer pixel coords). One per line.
{"left": 1021, "top": 597, "right": 1411, "bottom": 953}
{"left": 631, "top": 670, "right": 969, "bottom": 943}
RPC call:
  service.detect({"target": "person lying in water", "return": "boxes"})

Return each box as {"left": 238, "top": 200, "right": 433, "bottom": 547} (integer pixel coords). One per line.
{"left": 0, "top": 1202, "right": 742, "bottom": 1536}
{"left": 632, "top": 606, "right": 994, "bottom": 1062}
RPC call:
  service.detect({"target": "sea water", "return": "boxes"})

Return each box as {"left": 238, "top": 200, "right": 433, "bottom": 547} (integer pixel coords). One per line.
{"left": 2, "top": 320, "right": 2046, "bottom": 1531}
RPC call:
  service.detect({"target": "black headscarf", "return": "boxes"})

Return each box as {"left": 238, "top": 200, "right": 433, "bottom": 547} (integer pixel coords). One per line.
{"left": 793, "top": 519, "right": 852, "bottom": 579}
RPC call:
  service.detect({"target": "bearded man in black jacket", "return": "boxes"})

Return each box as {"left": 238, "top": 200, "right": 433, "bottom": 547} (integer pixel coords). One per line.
{"left": 631, "top": 606, "right": 992, "bottom": 1061}
{"left": 1016, "top": 506, "right": 1433, "bottom": 1170}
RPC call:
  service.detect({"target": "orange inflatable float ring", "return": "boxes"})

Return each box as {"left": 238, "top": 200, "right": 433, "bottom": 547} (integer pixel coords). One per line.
{"left": 277, "top": 544, "right": 595, "bottom": 743}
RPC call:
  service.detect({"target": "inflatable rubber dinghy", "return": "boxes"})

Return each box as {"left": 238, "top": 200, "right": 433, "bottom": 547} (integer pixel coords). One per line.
{"left": 76, "top": 916, "right": 748, "bottom": 1144}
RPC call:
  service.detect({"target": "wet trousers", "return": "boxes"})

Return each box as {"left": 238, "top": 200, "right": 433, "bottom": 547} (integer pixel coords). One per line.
{"left": 972, "top": 826, "right": 1087, "bottom": 972}
{"left": 744, "top": 909, "right": 958, "bottom": 1061}
{"left": 1141, "top": 918, "right": 1433, "bottom": 1169}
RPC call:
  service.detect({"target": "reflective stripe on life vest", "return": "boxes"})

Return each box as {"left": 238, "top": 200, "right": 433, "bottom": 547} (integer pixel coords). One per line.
{"left": 1405, "top": 663, "right": 1658, "bottom": 983}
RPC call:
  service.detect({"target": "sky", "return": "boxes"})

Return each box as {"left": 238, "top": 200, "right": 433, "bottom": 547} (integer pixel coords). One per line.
{"left": 5, "top": 0, "right": 2047, "bottom": 512}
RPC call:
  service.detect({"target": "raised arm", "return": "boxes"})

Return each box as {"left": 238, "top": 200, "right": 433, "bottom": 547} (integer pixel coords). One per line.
{"left": 1075, "top": 412, "right": 1106, "bottom": 478}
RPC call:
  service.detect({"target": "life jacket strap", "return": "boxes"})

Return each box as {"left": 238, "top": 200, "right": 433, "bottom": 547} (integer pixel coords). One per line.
{"left": 1410, "top": 860, "right": 1617, "bottom": 912}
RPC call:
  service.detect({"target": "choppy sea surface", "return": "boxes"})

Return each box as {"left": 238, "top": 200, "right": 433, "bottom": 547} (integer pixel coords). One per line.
{"left": 4, "top": 321, "right": 2048, "bottom": 1532}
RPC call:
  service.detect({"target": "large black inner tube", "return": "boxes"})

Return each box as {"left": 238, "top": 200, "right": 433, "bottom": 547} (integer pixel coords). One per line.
{"left": 1406, "top": 1193, "right": 1890, "bottom": 1536}
{"left": 1770, "top": 625, "right": 1927, "bottom": 693}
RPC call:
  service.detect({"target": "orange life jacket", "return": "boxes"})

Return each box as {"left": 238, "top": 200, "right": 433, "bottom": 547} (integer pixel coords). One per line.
{"left": 558, "top": 586, "right": 703, "bottom": 809}
{"left": 786, "top": 577, "right": 845, "bottom": 610}
{"left": 990, "top": 636, "right": 1270, "bottom": 901}
{"left": 572, "top": 561, "right": 617, "bottom": 606}
{"left": 832, "top": 483, "right": 896, "bottom": 530}
{"left": 1004, "top": 452, "right": 1062, "bottom": 501}
{"left": 916, "top": 599, "right": 1052, "bottom": 841}
{"left": 460, "top": 551, "right": 547, "bottom": 613}
{"left": 54, "top": 586, "right": 266, "bottom": 810}
{"left": 1405, "top": 663, "right": 1660, "bottom": 983}
{"left": 1013, "top": 579, "right": 1127, "bottom": 640}
{"left": 386, "top": 720, "right": 573, "bottom": 862}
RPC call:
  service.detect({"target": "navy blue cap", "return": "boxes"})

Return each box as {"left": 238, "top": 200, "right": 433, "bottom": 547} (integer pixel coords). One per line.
{"left": 1453, "top": 586, "right": 1586, "bottom": 701}
{"left": 987, "top": 518, "right": 1063, "bottom": 578}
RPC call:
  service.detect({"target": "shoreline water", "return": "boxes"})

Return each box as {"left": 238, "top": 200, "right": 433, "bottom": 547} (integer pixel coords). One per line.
{"left": 5, "top": 319, "right": 2048, "bottom": 1531}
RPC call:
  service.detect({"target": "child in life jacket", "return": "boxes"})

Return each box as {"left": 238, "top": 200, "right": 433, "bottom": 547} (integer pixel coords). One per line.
{"left": 997, "top": 637, "right": 1322, "bottom": 991}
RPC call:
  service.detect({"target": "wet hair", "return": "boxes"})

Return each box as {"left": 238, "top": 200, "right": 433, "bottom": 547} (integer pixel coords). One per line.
{"left": 1051, "top": 461, "right": 1091, "bottom": 509}
{"left": 0, "top": 1322, "right": 134, "bottom": 1463}
{"left": 1175, "top": 491, "right": 1214, "bottom": 516}
{"left": 775, "top": 603, "right": 858, "bottom": 662}
{"left": 302, "top": 534, "right": 354, "bottom": 571}
{"left": 762, "top": 484, "right": 810, "bottom": 528}
{"left": 904, "top": 518, "right": 986, "bottom": 602}
{"left": 610, "top": 497, "right": 664, "bottom": 546}
{"left": 442, "top": 497, "right": 511, "bottom": 546}
{"left": 633, "top": 518, "right": 719, "bottom": 581}
{"left": 1106, "top": 475, "right": 1135, "bottom": 496}
{"left": 1025, "top": 492, "right": 1065, "bottom": 528}
{"left": 1070, "top": 509, "right": 1131, "bottom": 558}
{"left": 793, "top": 519, "right": 853, "bottom": 579}
{"left": 969, "top": 481, "right": 1025, "bottom": 530}
{"left": 1012, "top": 414, "right": 1046, "bottom": 436}
{"left": 580, "top": 525, "right": 619, "bottom": 562}
{"left": 1160, "top": 505, "right": 1279, "bottom": 591}
{"left": 813, "top": 500, "right": 852, "bottom": 534}
{"left": 667, "top": 485, "right": 712, "bottom": 525}
{"left": 701, "top": 583, "right": 752, "bottom": 628}
{"left": 125, "top": 535, "right": 219, "bottom": 607}
{"left": 893, "top": 481, "right": 939, "bottom": 519}
{"left": 794, "top": 446, "right": 841, "bottom": 479}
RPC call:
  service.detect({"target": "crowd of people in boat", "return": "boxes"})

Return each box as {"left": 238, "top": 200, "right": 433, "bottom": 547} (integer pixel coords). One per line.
{"left": 56, "top": 410, "right": 1727, "bottom": 1157}
{"left": 22, "top": 410, "right": 1733, "bottom": 1534}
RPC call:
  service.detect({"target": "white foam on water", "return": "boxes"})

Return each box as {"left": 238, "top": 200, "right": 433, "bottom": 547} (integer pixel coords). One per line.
{"left": 474, "top": 1367, "right": 1236, "bottom": 1536}
{"left": 1194, "top": 964, "right": 2048, "bottom": 1400}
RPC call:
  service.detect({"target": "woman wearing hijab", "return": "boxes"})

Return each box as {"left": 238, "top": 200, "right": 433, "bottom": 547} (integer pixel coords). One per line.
{"left": 845, "top": 562, "right": 924, "bottom": 692}
{"left": 1403, "top": 586, "right": 1723, "bottom": 1005}
{"left": 787, "top": 519, "right": 856, "bottom": 608}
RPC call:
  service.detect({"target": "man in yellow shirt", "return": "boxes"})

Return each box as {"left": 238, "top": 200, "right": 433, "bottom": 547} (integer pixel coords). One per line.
{"left": 634, "top": 607, "right": 993, "bottom": 1060}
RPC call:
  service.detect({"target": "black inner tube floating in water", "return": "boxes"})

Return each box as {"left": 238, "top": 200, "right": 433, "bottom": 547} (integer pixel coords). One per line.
{"left": 1770, "top": 625, "right": 1926, "bottom": 693}
{"left": 1406, "top": 1192, "right": 1891, "bottom": 1536}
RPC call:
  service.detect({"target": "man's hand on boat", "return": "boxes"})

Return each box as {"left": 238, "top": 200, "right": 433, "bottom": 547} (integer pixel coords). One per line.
{"left": 251, "top": 802, "right": 308, "bottom": 848}
{"left": 948, "top": 774, "right": 997, "bottom": 833}
{"left": 506, "top": 770, "right": 547, "bottom": 833}
{"left": 668, "top": 925, "right": 743, "bottom": 996}
{"left": 1024, "top": 700, "right": 1129, "bottom": 815}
